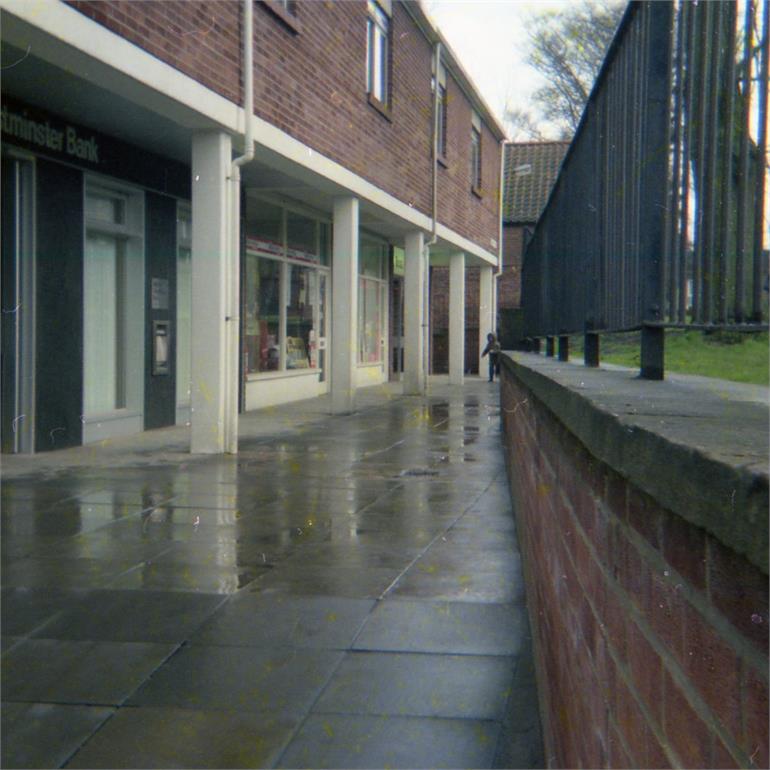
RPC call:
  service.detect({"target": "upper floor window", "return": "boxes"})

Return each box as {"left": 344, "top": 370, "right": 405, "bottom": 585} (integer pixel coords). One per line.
{"left": 434, "top": 61, "right": 448, "bottom": 160}
{"left": 367, "top": 0, "right": 390, "bottom": 106}
{"left": 471, "top": 111, "right": 482, "bottom": 192}
{"left": 262, "top": 0, "right": 300, "bottom": 33}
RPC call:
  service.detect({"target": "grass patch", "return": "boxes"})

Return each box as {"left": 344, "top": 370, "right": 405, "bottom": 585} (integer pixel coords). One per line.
{"left": 568, "top": 330, "right": 769, "bottom": 386}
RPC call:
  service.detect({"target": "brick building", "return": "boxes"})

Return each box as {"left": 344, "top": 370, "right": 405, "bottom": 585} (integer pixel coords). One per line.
{"left": 0, "top": 0, "right": 505, "bottom": 454}
{"left": 498, "top": 141, "right": 569, "bottom": 346}
{"left": 430, "top": 140, "right": 567, "bottom": 370}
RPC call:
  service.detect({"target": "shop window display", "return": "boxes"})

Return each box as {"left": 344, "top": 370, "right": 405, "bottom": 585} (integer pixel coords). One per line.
{"left": 286, "top": 264, "right": 315, "bottom": 369}
{"left": 358, "top": 236, "right": 388, "bottom": 364}
{"left": 245, "top": 256, "right": 281, "bottom": 373}
{"left": 243, "top": 196, "right": 330, "bottom": 377}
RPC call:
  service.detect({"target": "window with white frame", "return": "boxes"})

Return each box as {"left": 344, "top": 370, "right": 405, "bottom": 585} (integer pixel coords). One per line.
{"left": 244, "top": 197, "right": 330, "bottom": 376}
{"left": 366, "top": 0, "right": 390, "bottom": 106}
{"left": 471, "top": 111, "right": 482, "bottom": 191}
{"left": 83, "top": 181, "right": 144, "bottom": 418}
{"left": 358, "top": 236, "right": 388, "bottom": 364}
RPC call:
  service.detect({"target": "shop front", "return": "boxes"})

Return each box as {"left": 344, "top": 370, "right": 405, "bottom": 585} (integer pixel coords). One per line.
{"left": 0, "top": 98, "right": 191, "bottom": 452}
{"left": 242, "top": 193, "right": 391, "bottom": 410}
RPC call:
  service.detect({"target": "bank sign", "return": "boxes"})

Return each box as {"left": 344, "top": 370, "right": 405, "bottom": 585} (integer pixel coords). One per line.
{"left": 2, "top": 102, "right": 100, "bottom": 164}
{"left": 1, "top": 97, "right": 190, "bottom": 199}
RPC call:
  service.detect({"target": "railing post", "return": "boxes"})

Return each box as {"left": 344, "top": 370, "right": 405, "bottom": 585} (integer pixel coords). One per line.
{"left": 584, "top": 333, "right": 600, "bottom": 367}
{"left": 639, "top": 1, "right": 674, "bottom": 379}
{"left": 545, "top": 337, "right": 555, "bottom": 357}
{"left": 641, "top": 325, "right": 665, "bottom": 380}
{"left": 558, "top": 336, "right": 569, "bottom": 362}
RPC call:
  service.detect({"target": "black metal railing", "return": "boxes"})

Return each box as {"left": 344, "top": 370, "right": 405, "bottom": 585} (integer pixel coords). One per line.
{"left": 522, "top": 0, "right": 768, "bottom": 378}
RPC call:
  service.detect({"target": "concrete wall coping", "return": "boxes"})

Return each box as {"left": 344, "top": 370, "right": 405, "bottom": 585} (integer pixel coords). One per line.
{"left": 502, "top": 352, "right": 769, "bottom": 573}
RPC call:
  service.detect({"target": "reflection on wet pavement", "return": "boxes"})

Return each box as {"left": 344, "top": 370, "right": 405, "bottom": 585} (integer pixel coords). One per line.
{"left": 1, "top": 380, "right": 543, "bottom": 768}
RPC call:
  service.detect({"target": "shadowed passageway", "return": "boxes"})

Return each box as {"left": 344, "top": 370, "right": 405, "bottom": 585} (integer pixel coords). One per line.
{"left": 2, "top": 379, "right": 542, "bottom": 769}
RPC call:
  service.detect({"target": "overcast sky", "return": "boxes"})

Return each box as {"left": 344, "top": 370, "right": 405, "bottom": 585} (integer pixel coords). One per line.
{"left": 424, "top": 0, "right": 580, "bottom": 133}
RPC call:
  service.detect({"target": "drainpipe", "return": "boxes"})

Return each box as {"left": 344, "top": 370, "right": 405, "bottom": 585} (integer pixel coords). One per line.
{"left": 494, "top": 138, "right": 506, "bottom": 337}
{"left": 423, "top": 40, "right": 442, "bottom": 393}
{"left": 225, "top": 0, "right": 255, "bottom": 454}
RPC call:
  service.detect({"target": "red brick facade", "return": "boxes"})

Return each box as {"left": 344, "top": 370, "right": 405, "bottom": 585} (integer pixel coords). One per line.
{"left": 67, "top": 0, "right": 500, "bottom": 255}
{"left": 430, "top": 266, "right": 481, "bottom": 374}
{"left": 501, "top": 367, "right": 769, "bottom": 769}
{"left": 499, "top": 223, "right": 526, "bottom": 309}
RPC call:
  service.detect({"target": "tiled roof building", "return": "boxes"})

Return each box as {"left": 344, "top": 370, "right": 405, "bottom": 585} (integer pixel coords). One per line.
{"left": 502, "top": 141, "right": 570, "bottom": 224}
{"left": 497, "top": 141, "right": 569, "bottom": 347}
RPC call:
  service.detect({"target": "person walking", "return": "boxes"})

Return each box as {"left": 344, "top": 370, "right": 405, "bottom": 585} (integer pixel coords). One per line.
{"left": 481, "top": 332, "right": 501, "bottom": 382}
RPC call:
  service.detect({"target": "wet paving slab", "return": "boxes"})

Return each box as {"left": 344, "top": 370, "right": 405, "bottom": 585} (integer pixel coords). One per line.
{"left": 1, "top": 379, "right": 543, "bottom": 768}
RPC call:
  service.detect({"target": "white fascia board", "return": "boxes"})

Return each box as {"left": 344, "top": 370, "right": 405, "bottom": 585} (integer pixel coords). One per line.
{"left": 3, "top": 0, "right": 498, "bottom": 266}
{"left": 434, "top": 221, "right": 497, "bottom": 266}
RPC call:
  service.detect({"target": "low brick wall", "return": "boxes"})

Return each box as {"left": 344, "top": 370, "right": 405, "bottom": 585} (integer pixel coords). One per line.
{"left": 500, "top": 353, "right": 769, "bottom": 769}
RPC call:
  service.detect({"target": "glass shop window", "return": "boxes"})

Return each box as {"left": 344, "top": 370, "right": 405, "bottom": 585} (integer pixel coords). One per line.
{"left": 244, "top": 255, "right": 282, "bottom": 373}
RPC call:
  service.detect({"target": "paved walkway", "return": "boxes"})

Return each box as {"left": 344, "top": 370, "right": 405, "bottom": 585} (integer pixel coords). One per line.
{"left": 1, "top": 378, "right": 543, "bottom": 769}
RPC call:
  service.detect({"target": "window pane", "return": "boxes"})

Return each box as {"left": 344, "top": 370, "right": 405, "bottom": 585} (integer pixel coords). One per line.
{"left": 360, "top": 238, "right": 386, "bottom": 278}
{"left": 84, "top": 233, "right": 119, "bottom": 414}
{"left": 245, "top": 256, "right": 281, "bottom": 373}
{"left": 177, "top": 212, "right": 192, "bottom": 246}
{"left": 366, "top": 18, "right": 374, "bottom": 93}
{"left": 287, "top": 210, "right": 318, "bottom": 263}
{"left": 286, "top": 264, "right": 314, "bottom": 369}
{"left": 319, "top": 222, "right": 331, "bottom": 265}
{"left": 472, "top": 128, "right": 481, "bottom": 188}
{"left": 373, "top": 27, "right": 383, "bottom": 101}
{"left": 319, "top": 273, "right": 327, "bottom": 380}
{"left": 358, "top": 277, "right": 382, "bottom": 364}
{"left": 366, "top": 3, "right": 388, "bottom": 104}
{"left": 378, "top": 26, "right": 388, "bottom": 101}
{"left": 438, "top": 85, "right": 447, "bottom": 156}
{"left": 246, "top": 200, "right": 283, "bottom": 256}
{"left": 86, "top": 193, "right": 125, "bottom": 225}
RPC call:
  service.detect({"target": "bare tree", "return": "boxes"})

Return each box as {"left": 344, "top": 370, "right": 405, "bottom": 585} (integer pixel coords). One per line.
{"left": 514, "top": 0, "right": 625, "bottom": 138}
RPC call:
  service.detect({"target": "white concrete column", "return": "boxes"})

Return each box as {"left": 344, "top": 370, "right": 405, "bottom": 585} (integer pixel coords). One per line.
{"left": 191, "top": 131, "right": 232, "bottom": 453}
{"left": 478, "top": 264, "right": 495, "bottom": 376}
{"left": 403, "top": 231, "right": 425, "bottom": 394}
{"left": 331, "top": 197, "right": 359, "bottom": 414}
{"left": 449, "top": 252, "right": 466, "bottom": 385}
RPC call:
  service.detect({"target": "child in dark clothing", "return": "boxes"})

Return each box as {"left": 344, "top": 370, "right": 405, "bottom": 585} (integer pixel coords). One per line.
{"left": 481, "top": 333, "right": 501, "bottom": 382}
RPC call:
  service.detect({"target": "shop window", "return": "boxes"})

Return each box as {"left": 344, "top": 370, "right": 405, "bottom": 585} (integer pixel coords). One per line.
{"left": 358, "top": 235, "right": 388, "bottom": 364}
{"left": 245, "top": 256, "right": 282, "bottom": 374}
{"left": 176, "top": 204, "right": 192, "bottom": 411}
{"left": 246, "top": 200, "right": 284, "bottom": 256}
{"left": 366, "top": 0, "right": 390, "bottom": 107}
{"left": 359, "top": 278, "right": 384, "bottom": 364}
{"left": 244, "top": 195, "right": 330, "bottom": 378}
{"left": 83, "top": 183, "right": 143, "bottom": 420}
{"left": 319, "top": 222, "right": 331, "bottom": 266}
{"left": 286, "top": 264, "right": 315, "bottom": 369}
{"left": 287, "top": 210, "right": 319, "bottom": 263}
